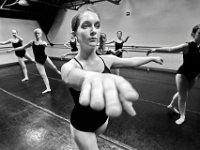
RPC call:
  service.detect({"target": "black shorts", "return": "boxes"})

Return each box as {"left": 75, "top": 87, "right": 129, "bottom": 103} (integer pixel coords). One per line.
{"left": 177, "top": 66, "right": 199, "bottom": 81}
{"left": 115, "top": 50, "right": 122, "bottom": 57}
{"left": 15, "top": 50, "right": 26, "bottom": 58}
{"left": 35, "top": 55, "right": 47, "bottom": 65}
{"left": 70, "top": 105, "right": 108, "bottom": 132}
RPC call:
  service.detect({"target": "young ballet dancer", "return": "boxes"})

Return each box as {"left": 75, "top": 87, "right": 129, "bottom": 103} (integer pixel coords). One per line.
{"left": 106, "top": 31, "right": 130, "bottom": 75}
{"left": 61, "top": 7, "right": 163, "bottom": 150}
{"left": 147, "top": 24, "right": 200, "bottom": 125}
{"left": 96, "top": 33, "right": 112, "bottom": 55}
{"left": 61, "top": 33, "right": 78, "bottom": 59}
{"left": 0, "top": 29, "right": 34, "bottom": 81}
{"left": 9, "top": 28, "right": 61, "bottom": 94}
{"left": 106, "top": 31, "right": 129, "bottom": 57}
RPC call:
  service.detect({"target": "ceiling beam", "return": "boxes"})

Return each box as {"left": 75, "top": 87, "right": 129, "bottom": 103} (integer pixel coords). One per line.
{"left": 0, "top": 7, "right": 40, "bottom": 15}
{"left": 27, "top": 0, "right": 66, "bottom": 9}
{"left": 106, "top": 0, "right": 121, "bottom": 5}
{"left": 1, "top": 0, "right": 9, "bottom": 8}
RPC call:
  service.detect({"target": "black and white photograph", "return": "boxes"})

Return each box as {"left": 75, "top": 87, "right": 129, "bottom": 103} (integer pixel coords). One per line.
{"left": 0, "top": 0, "right": 200, "bottom": 149}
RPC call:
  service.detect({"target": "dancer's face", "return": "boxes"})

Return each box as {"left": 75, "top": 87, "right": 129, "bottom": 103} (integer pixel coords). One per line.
{"left": 117, "top": 31, "right": 122, "bottom": 39}
{"left": 34, "top": 29, "right": 42, "bottom": 40}
{"left": 76, "top": 11, "right": 101, "bottom": 49}
{"left": 12, "top": 30, "right": 17, "bottom": 38}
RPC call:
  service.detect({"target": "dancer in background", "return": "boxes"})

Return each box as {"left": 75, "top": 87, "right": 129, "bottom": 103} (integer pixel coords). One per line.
{"left": 96, "top": 33, "right": 112, "bottom": 55}
{"left": 106, "top": 31, "right": 130, "bottom": 75}
{"left": 61, "top": 33, "right": 78, "bottom": 59}
{"left": 147, "top": 24, "right": 200, "bottom": 125}
{"left": 9, "top": 28, "right": 61, "bottom": 94}
{"left": 0, "top": 29, "right": 34, "bottom": 81}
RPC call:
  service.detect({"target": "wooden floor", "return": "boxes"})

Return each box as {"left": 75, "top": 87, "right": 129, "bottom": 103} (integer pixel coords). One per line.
{"left": 0, "top": 59, "right": 200, "bottom": 150}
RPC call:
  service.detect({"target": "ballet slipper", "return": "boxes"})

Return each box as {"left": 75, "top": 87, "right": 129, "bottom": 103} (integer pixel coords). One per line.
{"left": 175, "top": 116, "right": 185, "bottom": 125}
{"left": 42, "top": 89, "right": 51, "bottom": 94}
{"left": 21, "top": 77, "right": 29, "bottom": 82}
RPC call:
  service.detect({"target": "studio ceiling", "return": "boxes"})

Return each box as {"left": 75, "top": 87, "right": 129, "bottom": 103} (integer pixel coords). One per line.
{"left": 0, "top": 0, "right": 121, "bottom": 18}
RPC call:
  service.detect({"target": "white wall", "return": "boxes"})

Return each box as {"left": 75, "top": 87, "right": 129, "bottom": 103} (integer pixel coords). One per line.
{"left": 0, "top": 18, "right": 39, "bottom": 44}
{"left": 2, "top": 0, "right": 199, "bottom": 69}
{"left": 49, "top": 0, "right": 200, "bottom": 47}
{"left": 47, "top": 0, "right": 200, "bottom": 70}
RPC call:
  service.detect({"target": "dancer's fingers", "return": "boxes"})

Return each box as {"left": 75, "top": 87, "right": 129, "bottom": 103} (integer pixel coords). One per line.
{"left": 120, "top": 95, "right": 136, "bottom": 116}
{"left": 90, "top": 79, "right": 104, "bottom": 111}
{"left": 79, "top": 81, "right": 91, "bottom": 106}
{"left": 115, "top": 76, "right": 139, "bottom": 102}
{"left": 103, "top": 77, "right": 122, "bottom": 117}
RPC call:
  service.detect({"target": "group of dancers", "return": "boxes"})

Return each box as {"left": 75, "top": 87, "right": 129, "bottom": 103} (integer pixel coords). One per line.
{"left": 0, "top": 28, "right": 60, "bottom": 94}
{"left": 1, "top": 6, "right": 200, "bottom": 150}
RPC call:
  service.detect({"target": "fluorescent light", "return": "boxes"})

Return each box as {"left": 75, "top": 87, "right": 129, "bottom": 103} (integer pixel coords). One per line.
{"left": 18, "top": 0, "right": 29, "bottom": 6}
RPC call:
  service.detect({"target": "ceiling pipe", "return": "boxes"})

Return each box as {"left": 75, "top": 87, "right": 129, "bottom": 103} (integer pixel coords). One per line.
{"left": 106, "top": 0, "right": 121, "bottom": 5}
{"left": 1, "top": 0, "right": 8, "bottom": 8}
{"left": 26, "top": 0, "right": 66, "bottom": 9}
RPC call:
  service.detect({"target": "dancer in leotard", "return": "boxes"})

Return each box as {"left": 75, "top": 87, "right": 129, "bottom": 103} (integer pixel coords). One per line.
{"left": 61, "top": 7, "right": 163, "bottom": 150}
{"left": 9, "top": 28, "right": 61, "bottom": 94}
{"left": 0, "top": 29, "right": 34, "bottom": 81}
{"left": 147, "top": 24, "right": 200, "bottom": 125}
{"left": 96, "top": 33, "right": 112, "bottom": 55}
{"left": 61, "top": 33, "right": 78, "bottom": 59}
{"left": 106, "top": 31, "right": 130, "bottom": 75}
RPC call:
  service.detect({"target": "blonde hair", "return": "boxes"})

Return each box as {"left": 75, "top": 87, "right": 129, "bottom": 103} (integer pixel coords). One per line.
{"left": 34, "top": 28, "right": 42, "bottom": 34}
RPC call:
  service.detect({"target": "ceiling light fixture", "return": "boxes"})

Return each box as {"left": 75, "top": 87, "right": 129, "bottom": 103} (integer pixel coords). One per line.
{"left": 18, "top": 0, "right": 29, "bottom": 6}
{"left": 3, "top": 0, "right": 29, "bottom": 7}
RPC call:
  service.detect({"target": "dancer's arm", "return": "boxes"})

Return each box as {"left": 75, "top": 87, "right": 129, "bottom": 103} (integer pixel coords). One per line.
{"left": 103, "top": 55, "right": 163, "bottom": 69}
{"left": 123, "top": 36, "right": 130, "bottom": 43}
{"left": 147, "top": 43, "right": 188, "bottom": 56}
{"left": 0, "top": 39, "right": 12, "bottom": 45}
{"left": 61, "top": 51, "right": 78, "bottom": 59}
{"left": 16, "top": 34, "right": 23, "bottom": 42}
{"left": 8, "top": 41, "right": 33, "bottom": 52}
{"left": 61, "top": 60, "right": 139, "bottom": 117}
{"left": 105, "top": 39, "right": 115, "bottom": 44}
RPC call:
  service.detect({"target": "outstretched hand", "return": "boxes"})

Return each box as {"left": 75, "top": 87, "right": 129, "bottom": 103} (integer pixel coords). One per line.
{"left": 79, "top": 73, "right": 139, "bottom": 117}
{"left": 7, "top": 49, "right": 14, "bottom": 53}
{"left": 61, "top": 54, "right": 67, "bottom": 60}
{"left": 152, "top": 56, "right": 163, "bottom": 65}
{"left": 146, "top": 48, "right": 156, "bottom": 56}
{"left": 121, "top": 49, "right": 128, "bottom": 53}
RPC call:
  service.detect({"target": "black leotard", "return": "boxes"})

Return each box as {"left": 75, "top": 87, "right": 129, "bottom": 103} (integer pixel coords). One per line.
{"left": 32, "top": 41, "right": 47, "bottom": 64}
{"left": 12, "top": 40, "right": 25, "bottom": 58}
{"left": 115, "top": 41, "right": 124, "bottom": 57}
{"left": 177, "top": 41, "right": 200, "bottom": 81}
{"left": 69, "top": 56, "right": 110, "bottom": 132}
{"left": 70, "top": 39, "right": 78, "bottom": 52}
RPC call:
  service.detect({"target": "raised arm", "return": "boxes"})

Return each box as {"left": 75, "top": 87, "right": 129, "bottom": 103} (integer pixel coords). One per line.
{"left": 16, "top": 34, "right": 23, "bottom": 42}
{"left": 123, "top": 36, "right": 130, "bottom": 43}
{"left": 105, "top": 55, "right": 163, "bottom": 69}
{"left": 61, "top": 51, "right": 78, "bottom": 59}
{"left": 61, "top": 60, "right": 139, "bottom": 117}
{"left": 105, "top": 39, "right": 115, "bottom": 44}
{"left": 12, "top": 41, "right": 33, "bottom": 51}
{"left": 147, "top": 43, "right": 188, "bottom": 56}
{"left": 0, "top": 39, "right": 12, "bottom": 45}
